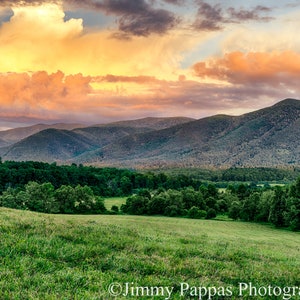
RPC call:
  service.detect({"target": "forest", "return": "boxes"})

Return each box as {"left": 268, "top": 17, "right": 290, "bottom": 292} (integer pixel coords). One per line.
{"left": 0, "top": 160, "right": 299, "bottom": 231}
{"left": 122, "top": 179, "right": 300, "bottom": 231}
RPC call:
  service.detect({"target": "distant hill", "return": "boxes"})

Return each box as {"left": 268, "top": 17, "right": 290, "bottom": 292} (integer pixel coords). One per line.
{"left": 96, "top": 117, "right": 195, "bottom": 130}
{"left": 1, "top": 99, "right": 300, "bottom": 168}
{"left": 0, "top": 117, "right": 192, "bottom": 162}
{"left": 0, "top": 126, "right": 151, "bottom": 162}
{"left": 75, "top": 98, "right": 300, "bottom": 168}
{"left": 0, "top": 123, "right": 85, "bottom": 146}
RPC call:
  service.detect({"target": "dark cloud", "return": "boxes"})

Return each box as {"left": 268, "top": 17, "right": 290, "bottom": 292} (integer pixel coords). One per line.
{"left": 0, "top": 0, "right": 272, "bottom": 36}
{"left": 227, "top": 5, "right": 273, "bottom": 22}
{"left": 0, "top": 0, "right": 180, "bottom": 37}
{"left": 117, "top": 8, "right": 179, "bottom": 37}
{"left": 193, "top": 1, "right": 273, "bottom": 31}
{"left": 162, "top": 0, "right": 185, "bottom": 5}
{"left": 193, "top": 1, "right": 224, "bottom": 31}
{"left": 67, "top": 0, "right": 180, "bottom": 37}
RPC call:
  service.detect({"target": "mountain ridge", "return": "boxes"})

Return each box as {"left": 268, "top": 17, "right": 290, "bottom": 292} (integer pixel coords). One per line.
{"left": 1, "top": 99, "right": 299, "bottom": 168}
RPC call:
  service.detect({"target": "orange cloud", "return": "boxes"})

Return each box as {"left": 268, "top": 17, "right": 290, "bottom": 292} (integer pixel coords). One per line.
{"left": 0, "top": 3, "right": 200, "bottom": 81}
{"left": 193, "top": 51, "right": 300, "bottom": 85}
{"left": 0, "top": 69, "right": 298, "bottom": 126}
{"left": 0, "top": 71, "right": 91, "bottom": 120}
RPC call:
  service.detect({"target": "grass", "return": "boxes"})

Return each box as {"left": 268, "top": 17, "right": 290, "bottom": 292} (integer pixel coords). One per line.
{"left": 0, "top": 208, "right": 299, "bottom": 299}
{"left": 104, "top": 197, "right": 127, "bottom": 210}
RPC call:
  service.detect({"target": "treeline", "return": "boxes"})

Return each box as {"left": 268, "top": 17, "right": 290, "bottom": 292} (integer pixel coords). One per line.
{"left": 162, "top": 167, "right": 300, "bottom": 182}
{"left": 0, "top": 161, "right": 299, "bottom": 198}
{"left": 0, "top": 161, "right": 201, "bottom": 197}
{"left": 0, "top": 182, "right": 106, "bottom": 214}
{"left": 121, "top": 178, "right": 300, "bottom": 231}
{"left": 0, "top": 160, "right": 299, "bottom": 230}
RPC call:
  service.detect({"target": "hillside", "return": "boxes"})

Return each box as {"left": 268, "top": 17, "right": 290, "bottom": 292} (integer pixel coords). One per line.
{"left": 77, "top": 98, "right": 300, "bottom": 168}
{"left": 0, "top": 208, "right": 299, "bottom": 299}
{"left": 0, "top": 126, "right": 151, "bottom": 162}
{"left": 98, "top": 116, "right": 195, "bottom": 130}
{"left": 0, "top": 123, "right": 85, "bottom": 146}
{"left": 0, "top": 117, "right": 194, "bottom": 162}
{"left": 1, "top": 99, "right": 300, "bottom": 167}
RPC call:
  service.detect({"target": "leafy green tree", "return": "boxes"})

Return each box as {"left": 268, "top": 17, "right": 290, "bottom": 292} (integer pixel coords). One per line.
{"left": 269, "top": 187, "right": 287, "bottom": 227}
{"left": 55, "top": 185, "right": 76, "bottom": 214}
{"left": 206, "top": 208, "right": 217, "bottom": 219}
{"left": 240, "top": 192, "right": 260, "bottom": 221}
{"left": 147, "top": 195, "right": 166, "bottom": 215}
{"left": 228, "top": 201, "right": 242, "bottom": 220}
{"left": 216, "top": 199, "right": 228, "bottom": 214}
{"left": 74, "top": 185, "right": 95, "bottom": 213}
{"left": 120, "top": 176, "right": 133, "bottom": 195}
{"left": 285, "top": 197, "right": 300, "bottom": 231}
{"left": 0, "top": 187, "right": 24, "bottom": 209}
{"left": 90, "top": 196, "right": 106, "bottom": 214}
{"left": 205, "top": 196, "right": 217, "bottom": 211}
{"left": 187, "top": 206, "right": 207, "bottom": 219}
{"left": 121, "top": 195, "right": 149, "bottom": 215}
{"left": 236, "top": 184, "right": 249, "bottom": 200}
{"left": 111, "top": 205, "right": 119, "bottom": 213}
{"left": 289, "top": 177, "right": 300, "bottom": 198}
{"left": 25, "top": 182, "right": 58, "bottom": 213}
{"left": 182, "top": 187, "right": 205, "bottom": 210}
{"left": 285, "top": 177, "right": 300, "bottom": 230}
{"left": 163, "top": 190, "right": 184, "bottom": 217}
{"left": 256, "top": 190, "right": 274, "bottom": 222}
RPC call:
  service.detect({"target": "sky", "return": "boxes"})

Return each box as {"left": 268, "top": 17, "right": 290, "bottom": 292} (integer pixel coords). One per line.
{"left": 0, "top": 0, "right": 300, "bottom": 129}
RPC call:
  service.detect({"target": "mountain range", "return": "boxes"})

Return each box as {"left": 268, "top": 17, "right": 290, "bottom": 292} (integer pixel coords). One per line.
{"left": 0, "top": 99, "right": 299, "bottom": 168}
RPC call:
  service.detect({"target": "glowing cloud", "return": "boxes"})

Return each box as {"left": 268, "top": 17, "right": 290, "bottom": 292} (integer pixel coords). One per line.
{"left": 0, "top": 1, "right": 299, "bottom": 127}
{"left": 0, "top": 2, "right": 199, "bottom": 80}
{"left": 193, "top": 51, "right": 300, "bottom": 85}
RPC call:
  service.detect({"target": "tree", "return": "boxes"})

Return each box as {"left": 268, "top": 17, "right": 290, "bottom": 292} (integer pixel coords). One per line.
{"left": 120, "top": 176, "right": 133, "bottom": 195}
{"left": 182, "top": 187, "right": 205, "bottom": 210}
{"left": 111, "top": 205, "right": 119, "bottom": 214}
{"left": 228, "top": 201, "right": 242, "bottom": 220}
{"left": 256, "top": 190, "right": 274, "bottom": 222}
{"left": 55, "top": 185, "right": 76, "bottom": 213}
{"left": 206, "top": 208, "right": 217, "bottom": 219}
{"left": 285, "top": 197, "right": 300, "bottom": 231}
{"left": 121, "top": 195, "right": 149, "bottom": 215}
{"left": 240, "top": 192, "right": 260, "bottom": 222}
{"left": 147, "top": 195, "right": 166, "bottom": 215}
{"left": 74, "top": 185, "right": 95, "bottom": 213}
{"left": 269, "top": 187, "right": 287, "bottom": 227}
{"left": 285, "top": 177, "right": 300, "bottom": 230}
{"left": 187, "top": 206, "right": 207, "bottom": 219}
{"left": 0, "top": 187, "right": 24, "bottom": 209}
{"left": 163, "top": 190, "right": 184, "bottom": 217}
{"left": 25, "top": 182, "right": 58, "bottom": 213}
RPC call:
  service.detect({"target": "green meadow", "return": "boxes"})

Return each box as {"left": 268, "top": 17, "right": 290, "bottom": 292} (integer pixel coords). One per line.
{"left": 0, "top": 208, "right": 299, "bottom": 299}
{"left": 104, "top": 197, "right": 127, "bottom": 211}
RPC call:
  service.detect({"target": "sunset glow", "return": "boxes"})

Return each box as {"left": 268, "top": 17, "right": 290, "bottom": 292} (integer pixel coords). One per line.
{"left": 0, "top": 0, "right": 300, "bottom": 127}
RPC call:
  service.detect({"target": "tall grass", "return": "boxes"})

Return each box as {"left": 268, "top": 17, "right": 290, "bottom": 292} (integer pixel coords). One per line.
{"left": 0, "top": 208, "right": 299, "bottom": 299}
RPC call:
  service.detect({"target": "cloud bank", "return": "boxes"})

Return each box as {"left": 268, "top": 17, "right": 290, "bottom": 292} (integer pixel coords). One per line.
{"left": 193, "top": 51, "right": 300, "bottom": 86}
{"left": 0, "top": 69, "right": 298, "bottom": 126}
{"left": 0, "top": 1, "right": 299, "bottom": 127}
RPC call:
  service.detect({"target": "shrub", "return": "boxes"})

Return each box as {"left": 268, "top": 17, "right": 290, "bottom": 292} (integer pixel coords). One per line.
{"left": 206, "top": 208, "right": 217, "bottom": 219}
{"left": 187, "top": 206, "right": 207, "bottom": 219}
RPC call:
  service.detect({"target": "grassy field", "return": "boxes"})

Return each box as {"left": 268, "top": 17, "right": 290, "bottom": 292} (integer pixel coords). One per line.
{"left": 0, "top": 208, "right": 299, "bottom": 299}
{"left": 104, "top": 197, "right": 127, "bottom": 211}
